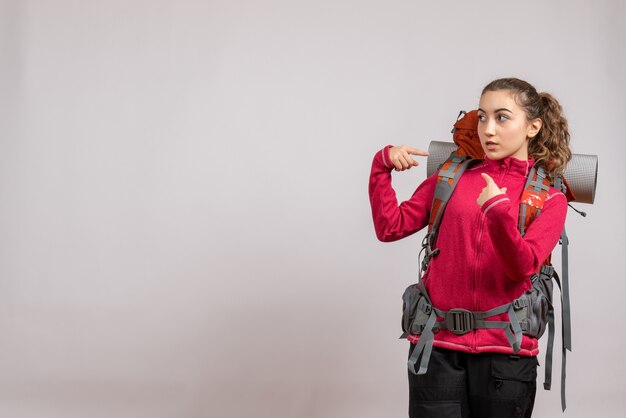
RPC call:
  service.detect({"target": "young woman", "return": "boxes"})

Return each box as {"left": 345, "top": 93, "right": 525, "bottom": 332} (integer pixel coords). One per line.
{"left": 368, "top": 78, "right": 572, "bottom": 417}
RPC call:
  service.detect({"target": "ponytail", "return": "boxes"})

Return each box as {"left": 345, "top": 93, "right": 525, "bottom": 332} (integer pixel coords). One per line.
{"left": 529, "top": 92, "right": 571, "bottom": 177}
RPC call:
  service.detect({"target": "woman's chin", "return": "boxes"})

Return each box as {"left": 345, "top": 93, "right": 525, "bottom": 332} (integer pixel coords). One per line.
{"left": 484, "top": 150, "right": 504, "bottom": 160}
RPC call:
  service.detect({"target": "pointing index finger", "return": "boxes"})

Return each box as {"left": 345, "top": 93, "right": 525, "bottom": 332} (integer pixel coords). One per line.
{"left": 481, "top": 173, "right": 495, "bottom": 184}
{"left": 406, "top": 147, "right": 429, "bottom": 156}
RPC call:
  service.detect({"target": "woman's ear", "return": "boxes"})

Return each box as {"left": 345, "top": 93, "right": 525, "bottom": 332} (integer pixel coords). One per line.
{"left": 528, "top": 118, "right": 542, "bottom": 139}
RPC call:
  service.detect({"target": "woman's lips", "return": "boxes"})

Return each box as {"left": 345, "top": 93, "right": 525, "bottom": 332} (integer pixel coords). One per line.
{"left": 485, "top": 141, "right": 498, "bottom": 150}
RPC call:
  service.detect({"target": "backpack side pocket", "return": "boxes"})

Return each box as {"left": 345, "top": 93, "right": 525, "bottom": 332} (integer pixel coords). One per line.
{"left": 515, "top": 271, "right": 554, "bottom": 339}
{"left": 401, "top": 284, "right": 432, "bottom": 337}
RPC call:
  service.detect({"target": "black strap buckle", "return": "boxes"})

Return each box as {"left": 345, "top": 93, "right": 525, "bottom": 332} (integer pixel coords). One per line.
{"left": 411, "top": 323, "right": 425, "bottom": 334}
{"left": 540, "top": 265, "right": 555, "bottom": 277}
{"left": 513, "top": 298, "right": 527, "bottom": 309}
{"left": 445, "top": 309, "right": 474, "bottom": 335}
{"left": 421, "top": 233, "right": 440, "bottom": 271}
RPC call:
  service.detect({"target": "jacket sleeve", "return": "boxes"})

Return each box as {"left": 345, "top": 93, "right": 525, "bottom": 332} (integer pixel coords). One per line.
{"left": 368, "top": 145, "right": 437, "bottom": 242}
{"left": 481, "top": 190, "right": 568, "bottom": 281}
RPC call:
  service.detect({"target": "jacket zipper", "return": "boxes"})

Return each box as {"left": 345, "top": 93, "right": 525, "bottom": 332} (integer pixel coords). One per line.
{"left": 471, "top": 213, "right": 485, "bottom": 351}
{"left": 471, "top": 161, "right": 509, "bottom": 350}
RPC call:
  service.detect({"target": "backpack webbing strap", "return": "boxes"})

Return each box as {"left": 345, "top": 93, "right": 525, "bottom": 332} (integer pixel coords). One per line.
{"left": 559, "top": 230, "right": 572, "bottom": 411}
{"left": 544, "top": 299, "right": 556, "bottom": 391}
{"left": 554, "top": 177, "right": 572, "bottom": 411}
{"left": 407, "top": 301, "right": 525, "bottom": 375}
{"left": 539, "top": 265, "right": 570, "bottom": 411}
{"left": 559, "top": 228, "right": 572, "bottom": 351}
{"left": 407, "top": 310, "right": 438, "bottom": 375}
{"left": 434, "top": 304, "right": 523, "bottom": 352}
{"left": 539, "top": 266, "right": 557, "bottom": 391}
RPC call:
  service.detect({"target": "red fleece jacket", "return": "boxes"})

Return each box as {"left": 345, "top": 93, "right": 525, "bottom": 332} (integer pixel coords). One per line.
{"left": 369, "top": 145, "right": 567, "bottom": 356}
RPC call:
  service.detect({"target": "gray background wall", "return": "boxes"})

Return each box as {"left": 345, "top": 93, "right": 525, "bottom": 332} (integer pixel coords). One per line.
{"left": 0, "top": 0, "right": 624, "bottom": 417}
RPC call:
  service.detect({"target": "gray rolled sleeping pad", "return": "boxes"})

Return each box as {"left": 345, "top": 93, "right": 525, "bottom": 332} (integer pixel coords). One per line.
{"left": 426, "top": 141, "right": 598, "bottom": 203}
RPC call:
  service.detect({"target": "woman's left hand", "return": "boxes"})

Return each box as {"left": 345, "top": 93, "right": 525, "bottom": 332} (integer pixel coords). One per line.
{"left": 477, "top": 173, "right": 507, "bottom": 207}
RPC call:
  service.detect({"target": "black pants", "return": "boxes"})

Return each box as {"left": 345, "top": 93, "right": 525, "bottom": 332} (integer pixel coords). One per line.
{"left": 408, "top": 344, "right": 537, "bottom": 418}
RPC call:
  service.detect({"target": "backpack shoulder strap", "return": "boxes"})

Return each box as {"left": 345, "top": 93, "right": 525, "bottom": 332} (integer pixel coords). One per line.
{"left": 519, "top": 165, "right": 551, "bottom": 237}
{"left": 520, "top": 169, "right": 572, "bottom": 411}
{"left": 421, "top": 153, "right": 478, "bottom": 271}
{"left": 409, "top": 153, "right": 479, "bottom": 375}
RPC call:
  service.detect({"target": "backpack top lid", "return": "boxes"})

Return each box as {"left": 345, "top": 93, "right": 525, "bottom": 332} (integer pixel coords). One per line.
{"left": 452, "top": 110, "right": 484, "bottom": 159}
{"left": 452, "top": 110, "right": 576, "bottom": 202}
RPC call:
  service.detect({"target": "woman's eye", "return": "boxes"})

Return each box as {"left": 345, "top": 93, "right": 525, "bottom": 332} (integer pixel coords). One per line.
{"left": 497, "top": 114, "right": 509, "bottom": 121}
{"left": 478, "top": 114, "right": 485, "bottom": 122}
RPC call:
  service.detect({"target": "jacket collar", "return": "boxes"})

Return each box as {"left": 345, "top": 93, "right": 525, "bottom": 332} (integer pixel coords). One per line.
{"left": 483, "top": 155, "right": 534, "bottom": 178}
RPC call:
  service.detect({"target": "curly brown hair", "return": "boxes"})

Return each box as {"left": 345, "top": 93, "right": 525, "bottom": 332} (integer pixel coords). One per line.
{"left": 481, "top": 78, "right": 572, "bottom": 179}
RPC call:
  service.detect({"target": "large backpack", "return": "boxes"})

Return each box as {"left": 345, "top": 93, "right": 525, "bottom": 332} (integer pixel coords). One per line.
{"left": 401, "top": 110, "right": 578, "bottom": 411}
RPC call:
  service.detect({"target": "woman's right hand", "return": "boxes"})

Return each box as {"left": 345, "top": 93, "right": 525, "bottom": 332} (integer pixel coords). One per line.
{"left": 388, "top": 145, "right": 429, "bottom": 171}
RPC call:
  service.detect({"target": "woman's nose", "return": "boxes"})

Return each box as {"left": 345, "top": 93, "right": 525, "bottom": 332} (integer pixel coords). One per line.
{"left": 484, "top": 119, "right": 496, "bottom": 136}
